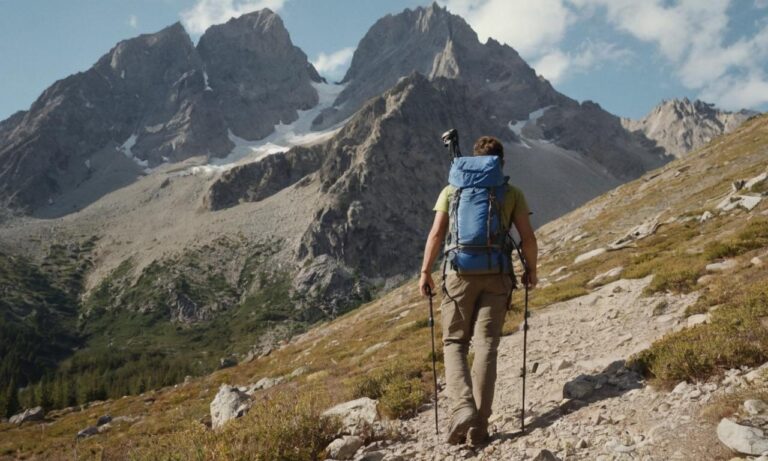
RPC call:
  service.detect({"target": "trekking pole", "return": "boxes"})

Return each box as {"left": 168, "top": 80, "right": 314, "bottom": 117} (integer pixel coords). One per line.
{"left": 511, "top": 239, "right": 533, "bottom": 434}
{"left": 521, "top": 277, "right": 530, "bottom": 433}
{"left": 426, "top": 286, "right": 439, "bottom": 436}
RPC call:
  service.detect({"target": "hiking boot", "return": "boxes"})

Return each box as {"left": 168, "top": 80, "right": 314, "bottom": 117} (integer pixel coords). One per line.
{"left": 467, "top": 420, "right": 489, "bottom": 446}
{"left": 446, "top": 407, "right": 477, "bottom": 445}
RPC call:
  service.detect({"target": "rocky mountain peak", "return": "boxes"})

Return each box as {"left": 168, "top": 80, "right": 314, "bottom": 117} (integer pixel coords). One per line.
{"left": 313, "top": 3, "right": 556, "bottom": 129}
{"left": 623, "top": 98, "right": 757, "bottom": 157}
{"left": 197, "top": 8, "right": 321, "bottom": 140}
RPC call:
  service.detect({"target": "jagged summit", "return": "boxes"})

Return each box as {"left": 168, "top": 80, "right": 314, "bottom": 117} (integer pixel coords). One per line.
{"left": 0, "top": 8, "right": 321, "bottom": 214}
{"left": 313, "top": 2, "right": 558, "bottom": 129}
{"left": 197, "top": 7, "right": 321, "bottom": 140}
{"left": 623, "top": 98, "right": 757, "bottom": 157}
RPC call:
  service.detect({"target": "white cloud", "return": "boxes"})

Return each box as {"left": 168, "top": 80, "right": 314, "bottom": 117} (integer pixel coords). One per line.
{"left": 127, "top": 14, "right": 138, "bottom": 29}
{"left": 535, "top": 41, "right": 632, "bottom": 83}
{"left": 569, "top": 0, "right": 768, "bottom": 109}
{"left": 700, "top": 71, "right": 768, "bottom": 110}
{"left": 180, "top": 0, "right": 287, "bottom": 35}
{"left": 442, "top": 0, "right": 573, "bottom": 56}
{"left": 311, "top": 47, "right": 355, "bottom": 81}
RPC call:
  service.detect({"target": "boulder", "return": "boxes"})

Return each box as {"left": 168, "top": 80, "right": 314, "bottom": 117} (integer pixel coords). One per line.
{"left": 77, "top": 426, "right": 100, "bottom": 439}
{"left": 587, "top": 266, "right": 623, "bottom": 287}
{"left": 706, "top": 259, "right": 739, "bottom": 272}
{"left": 210, "top": 384, "right": 252, "bottom": 429}
{"left": 686, "top": 314, "right": 710, "bottom": 328}
{"left": 325, "top": 435, "right": 364, "bottom": 460}
{"left": 717, "top": 418, "right": 768, "bottom": 455}
{"left": 532, "top": 449, "right": 561, "bottom": 461}
{"left": 9, "top": 406, "right": 44, "bottom": 424}
{"left": 563, "top": 376, "right": 596, "bottom": 400}
{"left": 574, "top": 248, "right": 606, "bottom": 264}
{"left": 745, "top": 400, "right": 768, "bottom": 416}
{"left": 717, "top": 195, "right": 763, "bottom": 212}
{"left": 322, "top": 398, "right": 380, "bottom": 435}
{"left": 290, "top": 366, "right": 309, "bottom": 378}
{"left": 219, "top": 356, "right": 237, "bottom": 369}
{"left": 252, "top": 376, "right": 285, "bottom": 392}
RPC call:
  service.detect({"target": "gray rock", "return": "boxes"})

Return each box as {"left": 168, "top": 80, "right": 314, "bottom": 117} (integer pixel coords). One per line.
{"left": 532, "top": 449, "right": 561, "bottom": 461}
{"left": 706, "top": 259, "right": 739, "bottom": 272}
{"left": 219, "top": 356, "right": 237, "bottom": 369}
{"left": 717, "top": 418, "right": 768, "bottom": 455}
{"left": 355, "top": 452, "right": 385, "bottom": 461}
{"left": 9, "top": 406, "right": 44, "bottom": 424}
{"left": 326, "top": 435, "right": 364, "bottom": 460}
{"left": 687, "top": 314, "right": 709, "bottom": 327}
{"left": 77, "top": 426, "right": 100, "bottom": 439}
{"left": 97, "top": 415, "right": 112, "bottom": 426}
{"left": 290, "top": 366, "right": 309, "bottom": 378}
{"left": 745, "top": 400, "right": 768, "bottom": 416}
{"left": 587, "top": 266, "right": 624, "bottom": 287}
{"left": 210, "top": 384, "right": 252, "bottom": 429}
{"left": 564, "top": 376, "right": 596, "bottom": 400}
{"left": 251, "top": 376, "right": 284, "bottom": 392}
{"left": 322, "top": 398, "right": 380, "bottom": 435}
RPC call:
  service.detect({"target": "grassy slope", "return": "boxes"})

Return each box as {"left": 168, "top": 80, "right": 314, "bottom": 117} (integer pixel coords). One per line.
{"left": 1, "top": 115, "right": 768, "bottom": 459}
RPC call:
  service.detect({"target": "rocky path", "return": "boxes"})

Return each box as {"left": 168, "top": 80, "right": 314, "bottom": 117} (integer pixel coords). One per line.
{"left": 368, "top": 276, "right": 742, "bottom": 460}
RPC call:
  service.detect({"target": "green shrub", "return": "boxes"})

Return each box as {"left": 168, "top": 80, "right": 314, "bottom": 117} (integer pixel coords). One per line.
{"left": 352, "top": 362, "right": 428, "bottom": 419}
{"left": 630, "top": 285, "right": 768, "bottom": 384}
{"left": 704, "top": 218, "right": 768, "bottom": 261}
{"left": 379, "top": 378, "right": 428, "bottom": 419}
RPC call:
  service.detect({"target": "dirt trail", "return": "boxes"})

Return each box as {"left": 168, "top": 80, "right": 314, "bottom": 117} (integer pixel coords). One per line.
{"left": 374, "top": 277, "right": 736, "bottom": 460}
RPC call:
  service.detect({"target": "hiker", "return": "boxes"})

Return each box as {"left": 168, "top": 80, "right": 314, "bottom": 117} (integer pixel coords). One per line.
{"left": 419, "top": 135, "right": 538, "bottom": 445}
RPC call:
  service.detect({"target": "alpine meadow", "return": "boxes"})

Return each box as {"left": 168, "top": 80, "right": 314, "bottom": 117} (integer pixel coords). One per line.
{"left": 0, "top": 2, "right": 767, "bottom": 460}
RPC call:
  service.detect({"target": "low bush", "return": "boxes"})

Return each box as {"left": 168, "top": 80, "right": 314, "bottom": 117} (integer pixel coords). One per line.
{"left": 129, "top": 389, "right": 340, "bottom": 461}
{"left": 630, "top": 285, "right": 768, "bottom": 385}
{"left": 703, "top": 218, "right": 768, "bottom": 260}
{"left": 352, "top": 362, "right": 429, "bottom": 419}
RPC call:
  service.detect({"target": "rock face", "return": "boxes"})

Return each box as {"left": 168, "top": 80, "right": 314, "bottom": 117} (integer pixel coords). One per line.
{"left": 0, "top": 10, "right": 320, "bottom": 215}
{"left": 210, "top": 384, "right": 252, "bottom": 429}
{"left": 8, "top": 406, "right": 44, "bottom": 424}
{"left": 622, "top": 98, "right": 757, "bottom": 157}
{"left": 314, "top": 3, "right": 561, "bottom": 129}
{"left": 313, "top": 3, "right": 667, "bottom": 183}
{"left": 197, "top": 9, "right": 322, "bottom": 140}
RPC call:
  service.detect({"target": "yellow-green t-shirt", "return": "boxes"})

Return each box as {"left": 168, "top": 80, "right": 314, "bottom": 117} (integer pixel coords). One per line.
{"left": 433, "top": 184, "right": 530, "bottom": 229}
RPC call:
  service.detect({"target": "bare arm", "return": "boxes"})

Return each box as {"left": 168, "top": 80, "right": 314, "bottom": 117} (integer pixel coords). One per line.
{"left": 419, "top": 211, "right": 448, "bottom": 297}
{"left": 513, "top": 212, "right": 538, "bottom": 288}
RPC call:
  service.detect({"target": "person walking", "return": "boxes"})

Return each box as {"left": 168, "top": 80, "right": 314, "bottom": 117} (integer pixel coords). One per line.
{"left": 419, "top": 135, "right": 538, "bottom": 445}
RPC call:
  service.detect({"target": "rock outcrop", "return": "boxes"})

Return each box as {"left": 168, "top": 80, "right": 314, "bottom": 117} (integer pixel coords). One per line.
{"left": 210, "top": 384, "right": 252, "bottom": 429}
{"left": 8, "top": 406, "right": 44, "bottom": 424}
{"left": 622, "top": 98, "right": 757, "bottom": 157}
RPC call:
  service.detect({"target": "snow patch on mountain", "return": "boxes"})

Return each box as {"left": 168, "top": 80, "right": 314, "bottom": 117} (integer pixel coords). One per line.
{"left": 508, "top": 106, "right": 554, "bottom": 147}
{"left": 188, "top": 82, "right": 348, "bottom": 178}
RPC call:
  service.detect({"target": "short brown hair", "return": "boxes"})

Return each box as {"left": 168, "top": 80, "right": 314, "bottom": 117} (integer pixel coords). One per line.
{"left": 473, "top": 136, "right": 504, "bottom": 158}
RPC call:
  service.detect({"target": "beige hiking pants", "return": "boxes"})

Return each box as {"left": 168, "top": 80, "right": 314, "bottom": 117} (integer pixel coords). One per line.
{"left": 440, "top": 272, "right": 512, "bottom": 424}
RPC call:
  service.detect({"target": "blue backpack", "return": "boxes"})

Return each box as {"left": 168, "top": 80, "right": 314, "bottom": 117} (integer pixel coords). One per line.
{"left": 444, "top": 155, "right": 512, "bottom": 275}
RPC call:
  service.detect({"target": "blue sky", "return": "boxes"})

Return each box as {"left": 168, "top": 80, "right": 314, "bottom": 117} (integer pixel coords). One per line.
{"left": 1, "top": 0, "right": 767, "bottom": 122}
